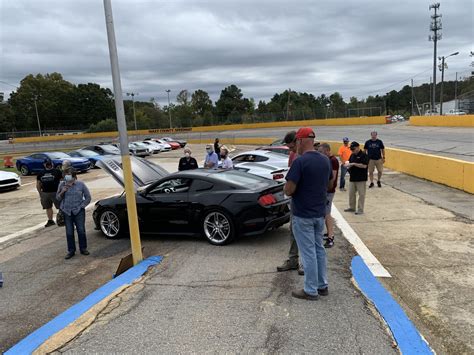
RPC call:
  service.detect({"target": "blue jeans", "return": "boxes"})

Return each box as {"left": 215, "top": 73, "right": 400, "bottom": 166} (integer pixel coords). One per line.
{"left": 64, "top": 209, "right": 87, "bottom": 253}
{"left": 340, "top": 164, "right": 348, "bottom": 189}
{"left": 292, "top": 215, "right": 328, "bottom": 296}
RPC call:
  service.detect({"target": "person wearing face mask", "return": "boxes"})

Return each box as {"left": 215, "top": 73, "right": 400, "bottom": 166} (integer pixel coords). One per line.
{"left": 204, "top": 144, "right": 219, "bottom": 169}
{"left": 178, "top": 148, "right": 198, "bottom": 171}
{"left": 220, "top": 146, "right": 233, "bottom": 169}
{"left": 56, "top": 169, "right": 92, "bottom": 259}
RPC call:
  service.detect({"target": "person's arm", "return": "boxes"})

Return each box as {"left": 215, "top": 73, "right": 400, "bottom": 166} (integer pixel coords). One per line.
{"left": 56, "top": 181, "right": 66, "bottom": 201}
{"left": 284, "top": 180, "right": 297, "bottom": 196}
{"left": 36, "top": 180, "right": 42, "bottom": 194}
{"left": 178, "top": 158, "right": 183, "bottom": 171}
{"left": 381, "top": 148, "right": 386, "bottom": 163}
{"left": 80, "top": 183, "right": 92, "bottom": 209}
{"left": 363, "top": 141, "right": 368, "bottom": 155}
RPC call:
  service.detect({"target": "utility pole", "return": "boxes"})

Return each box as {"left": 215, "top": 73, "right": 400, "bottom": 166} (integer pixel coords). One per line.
{"left": 166, "top": 89, "right": 172, "bottom": 129}
{"left": 411, "top": 79, "right": 415, "bottom": 116}
{"left": 103, "top": 0, "right": 143, "bottom": 265}
{"left": 33, "top": 95, "right": 42, "bottom": 136}
{"left": 454, "top": 72, "right": 458, "bottom": 110}
{"left": 126, "top": 92, "right": 138, "bottom": 130}
{"left": 286, "top": 88, "right": 291, "bottom": 120}
{"left": 439, "top": 52, "right": 459, "bottom": 115}
{"left": 429, "top": 3, "right": 442, "bottom": 113}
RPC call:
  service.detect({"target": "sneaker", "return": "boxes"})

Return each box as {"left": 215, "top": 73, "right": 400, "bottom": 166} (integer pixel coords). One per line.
{"left": 318, "top": 287, "right": 329, "bottom": 296}
{"left": 80, "top": 249, "right": 90, "bottom": 255}
{"left": 45, "top": 220, "right": 56, "bottom": 228}
{"left": 369, "top": 182, "right": 374, "bottom": 188}
{"left": 355, "top": 211, "right": 364, "bottom": 215}
{"left": 339, "top": 187, "right": 346, "bottom": 191}
{"left": 323, "top": 233, "right": 328, "bottom": 240}
{"left": 64, "top": 252, "right": 75, "bottom": 260}
{"left": 298, "top": 265, "right": 304, "bottom": 276}
{"left": 344, "top": 208, "right": 355, "bottom": 212}
{"left": 277, "top": 259, "right": 298, "bottom": 272}
{"left": 324, "top": 237, "right": 334, "bottom": 248}
{"left": 377, "top": 181, "right": 382, "bottom": 188}
{"left": 291, "top": 289, "right": 319, "bottom": 301}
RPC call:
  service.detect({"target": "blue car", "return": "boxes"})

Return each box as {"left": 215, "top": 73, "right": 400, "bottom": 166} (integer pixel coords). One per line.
{"left": 68, "top": 149, "right": 104, "bottom": 168}
{"left": 16, "top": 152, "right": 91, "bottom": 176}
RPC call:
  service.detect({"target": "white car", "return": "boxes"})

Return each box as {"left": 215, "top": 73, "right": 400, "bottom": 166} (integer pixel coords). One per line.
{"left": 233, "top": 162, "right": 288, "bottom": 182}
{"left": 231, "top": 150, "right": 288, "bottom": 170}
{"left": 0, "top": 170, "right": 21, "bottom": 191}
{"left": 129, "top": 142, "right": 151, "bottom": 157}
{"left": 445, "top": 109, "right": 466, "bottom": 116}
{"left": 140, "top": 140, "right": 163, "bottom": 154}
{"left": 145, "top": 138, "right": 172, "bottom": 152}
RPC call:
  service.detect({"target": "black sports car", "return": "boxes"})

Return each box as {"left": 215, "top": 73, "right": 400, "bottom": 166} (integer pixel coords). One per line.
{"left": 93, "top": 156, "right": 290, "bottom": 245}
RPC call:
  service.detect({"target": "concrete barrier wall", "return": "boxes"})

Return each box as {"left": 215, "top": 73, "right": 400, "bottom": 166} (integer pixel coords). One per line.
{"left": 11, "top": 116, "right": 386, "bottom": 144}
{"left": 409, "top": 115, "right": 474, "bottom": 127}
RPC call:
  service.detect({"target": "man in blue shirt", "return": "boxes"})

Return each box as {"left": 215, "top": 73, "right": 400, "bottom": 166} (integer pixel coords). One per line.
{"left": 284, "top": 127, "right": 332, "bottom": 301}
{"left": 364, "top": 131, "right": 385, "bottom": 188}
{"left": 204, "top": 144, "right": 219, "bottom": 169}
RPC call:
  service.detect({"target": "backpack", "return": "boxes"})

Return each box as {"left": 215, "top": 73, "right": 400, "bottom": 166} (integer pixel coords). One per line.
{"left": 56, "top": 209, "right": 65, "bottom": 227}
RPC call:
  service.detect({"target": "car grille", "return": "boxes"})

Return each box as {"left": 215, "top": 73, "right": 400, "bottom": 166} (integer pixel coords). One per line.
{"left": 0, "top": 179, "right": 18, "bottom": 185}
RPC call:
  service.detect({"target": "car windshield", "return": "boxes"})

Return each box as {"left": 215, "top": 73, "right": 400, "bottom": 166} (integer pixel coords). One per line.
{"left": 212, "top": 170, "right": 277, "bottom": 189}
{"left": 47, "top": 152, "right": 70, "bottom": 159}
{"left": 101, "top": 145, "right": 120, "bottom": 153}
{"left": 77, "top": 150, "right": 99, "bottom": 157}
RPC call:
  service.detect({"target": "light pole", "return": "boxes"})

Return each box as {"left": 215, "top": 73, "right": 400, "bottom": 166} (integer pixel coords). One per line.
{"left": 438, "top": 51, "right": 459, "bottom": 115}
{"left": 126, "top": 92, "right": 138, "bottom": 130}
{"left": 33, "top": 95, "right": 42, "bottom": 136}
{"left": 166, "top": 89, "right": 172, "bottom": 129}
{"left": 429, "top": 3, "right": 442, "bottom": 113}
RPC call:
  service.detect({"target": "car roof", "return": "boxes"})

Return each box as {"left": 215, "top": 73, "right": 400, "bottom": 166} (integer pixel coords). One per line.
{"left": 233, "top": 150, "right": 287, "bottom": 158}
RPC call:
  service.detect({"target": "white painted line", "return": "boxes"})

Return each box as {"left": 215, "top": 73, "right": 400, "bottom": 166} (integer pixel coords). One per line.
{"left": 332, "top": 205, "right": 392, "bottom": 278}
{"left": 0, "top": 194, "right": 116, "bottom": 246}
{"left": 21, "top": 182, "right": 35, "bottom": 187}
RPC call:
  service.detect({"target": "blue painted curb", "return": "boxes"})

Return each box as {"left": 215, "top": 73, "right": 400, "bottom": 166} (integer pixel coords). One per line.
{"left": 6, "top": 255, "right": 163, "bottom": 355}
{"left": 351, "top": 256, "right": 433, "bottom": 355}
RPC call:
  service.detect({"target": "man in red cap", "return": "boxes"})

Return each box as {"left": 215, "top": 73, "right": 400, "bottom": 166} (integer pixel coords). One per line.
{"left": 284, "top": 127, "right": 332, "bottom": 301}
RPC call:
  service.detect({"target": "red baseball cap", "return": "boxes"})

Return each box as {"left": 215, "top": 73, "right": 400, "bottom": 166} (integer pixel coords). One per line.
{"left": 295, "top": 127, "right": 315, "bottom": 139}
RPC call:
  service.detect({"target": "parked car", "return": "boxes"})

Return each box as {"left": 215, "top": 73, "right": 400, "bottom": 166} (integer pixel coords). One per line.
{"left": 157, "top": 138, "right": 180, "bottom": 150}
{"left": 68, "top": 149, "right": 104, "bottom": 168}
{"left": 16, "top": 152, "right": 91, "bottom": 176}
{"left": 83, "top": 144, "right": 121, "bottom": 156}
{"left": 144, "top": 138, "right": 172, "bottom": 152}
{"left": 140, "top": 140, "right": 163, "bottom": 154}
{"left": 94, "top": 156, "right": 290, "bottom": 245}
{"left": 269, "top": 139, "right": 285, "bottom": 146}
{"left": 162, "top": 137, "right": 187, "bottom": 148}
{"left": 233, "top": 162, "right": 288, "bottom": 182}
{"left": 129, "top": 142, "right": 151, "bottom": 157}
{"left": 231, "top": 150, "right": 288, "bottom": 170}
{"left": 0, "top": 170, "right": 21, "bottom": 191}
{"left": 445, "top": 109, "right": 466, "bottom": 115}
{"left": 424, "top": 110, "right": 439, "bottom": 116}
{"left": 256, "top": 145, "right": 290, "bottom": 156}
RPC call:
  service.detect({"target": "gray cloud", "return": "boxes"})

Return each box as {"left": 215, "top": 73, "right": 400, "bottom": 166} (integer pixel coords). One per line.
{"left": 0, "top": 0, "right": 472, "bottom": 106}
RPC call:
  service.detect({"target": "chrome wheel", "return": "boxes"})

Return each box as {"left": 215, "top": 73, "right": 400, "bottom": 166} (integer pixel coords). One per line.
{"left": 100, "top": 210, "right": 120, "bottom": 238}
{"left": 203, "top": 211, "right": 232, "bottom": 244}
{"left": 20, "top": 165, "right": 29, "bottom": 176}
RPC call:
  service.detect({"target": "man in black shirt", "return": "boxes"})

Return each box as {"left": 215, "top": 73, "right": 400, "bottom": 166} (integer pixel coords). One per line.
{"left": 344, "top": 142, "right": 369, "bottom": 215}
{"left": 364, "top": 131, "right": 385, "bottom": 188}
{"left": 214, "top": 138, "right": 221, "bottom": 156}
{"left": 178, "top": 148, "right": 198, "bottom": 171}
{"left": 36, "top": 158, "right": 63, "bottom": 227}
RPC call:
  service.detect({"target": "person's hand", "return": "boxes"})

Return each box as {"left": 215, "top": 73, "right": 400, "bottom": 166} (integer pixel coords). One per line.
{"left": 382, "top": 157, "right": 386, "bottom": 163}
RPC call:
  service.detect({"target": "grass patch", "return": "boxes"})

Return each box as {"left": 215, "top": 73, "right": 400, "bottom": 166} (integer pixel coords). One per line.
{"left": 0, "top": 159, "right": 18, "bottom": 172}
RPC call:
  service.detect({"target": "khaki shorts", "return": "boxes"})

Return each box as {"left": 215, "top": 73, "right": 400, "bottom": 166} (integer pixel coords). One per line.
{"left": 40, "top": 192, "right": 60, "bottom": 210}
{"left": 368, "top": 159, "right": 383, "bottom": 174}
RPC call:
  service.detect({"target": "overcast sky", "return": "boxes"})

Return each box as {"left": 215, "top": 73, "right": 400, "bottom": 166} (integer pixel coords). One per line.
{"left": 0, "top": 0, "right": 472, "bottom": 105}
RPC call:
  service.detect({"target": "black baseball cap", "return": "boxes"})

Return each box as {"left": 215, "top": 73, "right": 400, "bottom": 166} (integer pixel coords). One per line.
{"left": 350, "top": 141, "right": 360, "bottom": 150}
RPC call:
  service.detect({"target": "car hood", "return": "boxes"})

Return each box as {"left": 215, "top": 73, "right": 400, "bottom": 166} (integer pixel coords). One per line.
{"left": 96, "top": 156, "right": 169, "bottom": 188}
{"left": 0, "top": 170, "right": 19, "bottom": 179}
{"left": 65, "top": 157, "right": 90, "bottom": 164}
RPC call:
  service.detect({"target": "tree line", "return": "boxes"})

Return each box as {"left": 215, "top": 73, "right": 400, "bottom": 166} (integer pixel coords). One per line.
{"left": 0, "top": 72, "right": 472, "bottom": 134}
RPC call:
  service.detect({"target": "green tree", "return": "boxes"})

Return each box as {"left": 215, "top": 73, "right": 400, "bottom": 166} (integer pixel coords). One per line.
{"left": 88, "top": 118, "right": 117, "bottom": 132}
{"left": 215, "top": 84, "right": 250, "bottom": 123}
{"left": 176, "top": 90, "right": 190, "bottom": 106}
{"left": 191, "top": 89, "right": 213, "bottom": 116}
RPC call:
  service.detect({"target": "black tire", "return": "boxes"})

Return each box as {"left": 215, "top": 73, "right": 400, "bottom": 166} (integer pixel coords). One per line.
{"left": 99, "top": 209, "right": 122, "bottom": 239}
{"left": 20, "top": 165, "right": 30, "bottom": 176}
{"left": 202, "top": 209, "right": 235, "bottom": 245}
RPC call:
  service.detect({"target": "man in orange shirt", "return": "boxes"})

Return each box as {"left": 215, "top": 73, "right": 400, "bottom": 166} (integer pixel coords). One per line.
{"left": 337, "top": 137, "right": 351, "bottom": 191}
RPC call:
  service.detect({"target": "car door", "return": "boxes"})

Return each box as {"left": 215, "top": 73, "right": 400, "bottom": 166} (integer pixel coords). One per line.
{"left": 141, "top": 178, "right": 193, "bottom": 235}
{"left": 30, "top": 153, "right": 47, "bottom": 173}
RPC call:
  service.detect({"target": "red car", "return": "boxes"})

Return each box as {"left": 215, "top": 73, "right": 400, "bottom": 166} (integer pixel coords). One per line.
{"left": 156, "top": 138, "right": 180, "bottom": 150}
{"left": 256, "top": 145, "right": 289, "bottom": 156}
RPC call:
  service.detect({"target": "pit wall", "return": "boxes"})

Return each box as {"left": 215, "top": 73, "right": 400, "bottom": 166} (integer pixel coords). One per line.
{"left": 204, "top": 137, "right": 473, "bottom": 194}
{"left": 409, "top": 115, "right": 474, "bottom": 127}
{"left": 11, "top": 116, "right": 386, "bottom": 144}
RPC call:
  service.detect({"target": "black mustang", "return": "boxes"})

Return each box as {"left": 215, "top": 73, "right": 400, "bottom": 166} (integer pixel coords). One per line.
{"left": 93, "top": 156, "right": 290, "bottom": 245}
